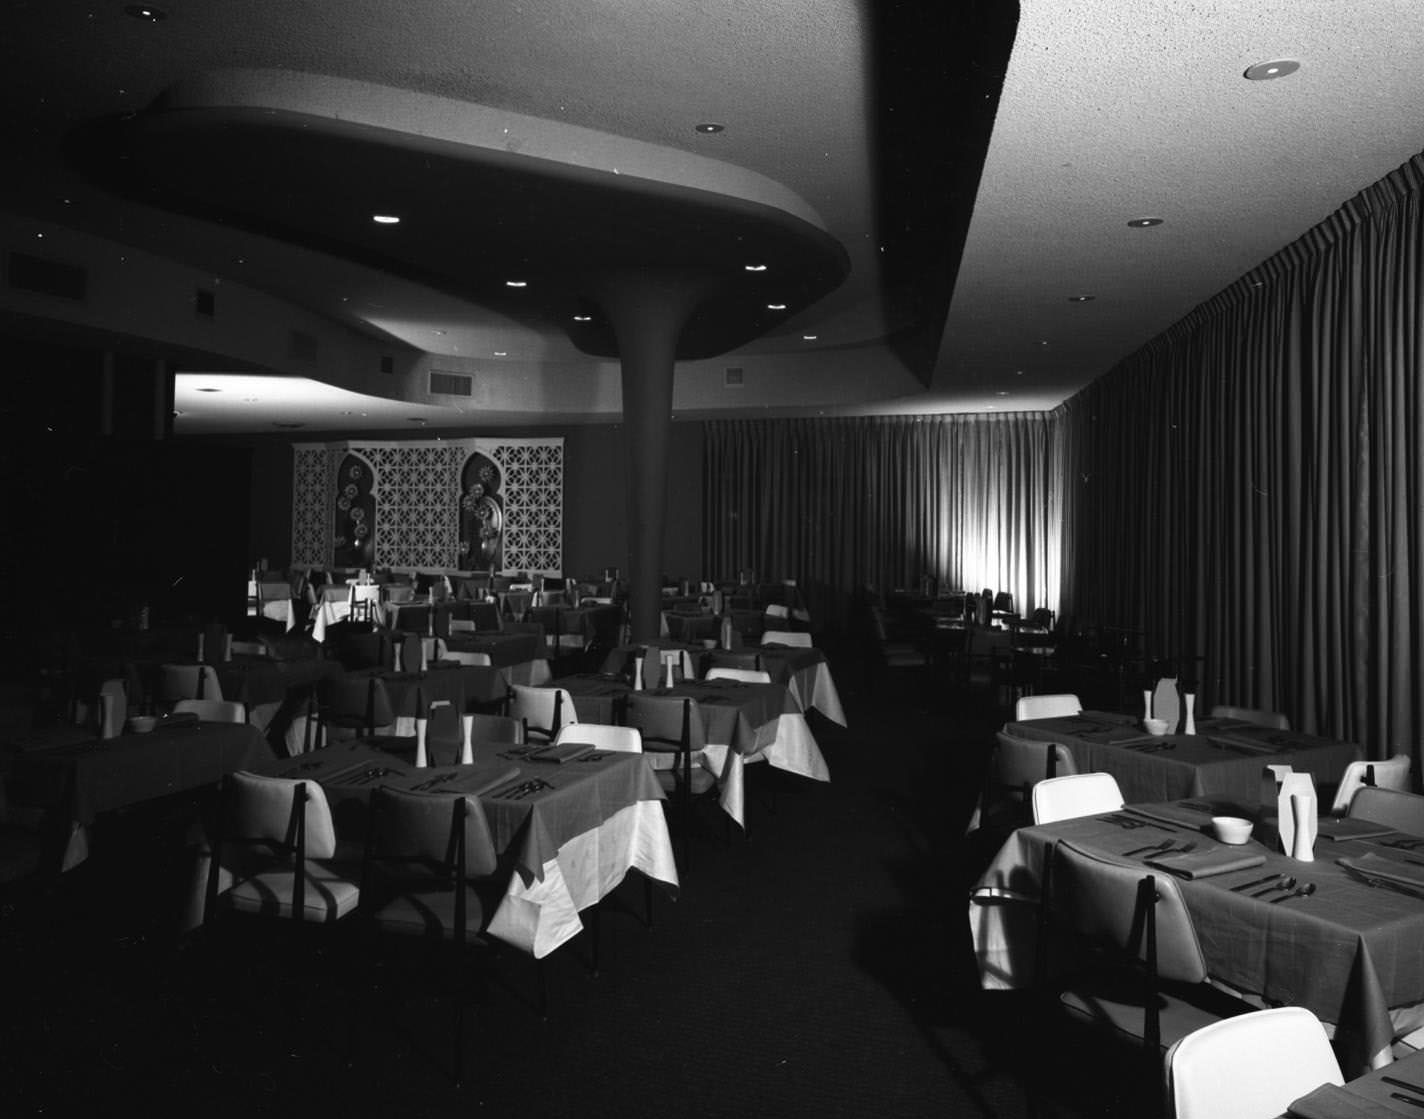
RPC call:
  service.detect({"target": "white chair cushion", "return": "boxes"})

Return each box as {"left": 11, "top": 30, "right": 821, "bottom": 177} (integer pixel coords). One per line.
{"left": 225, "top": 860, "right": 360, "bottom": 922}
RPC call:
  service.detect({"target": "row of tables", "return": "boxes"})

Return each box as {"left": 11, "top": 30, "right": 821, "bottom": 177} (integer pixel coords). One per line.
{"left": 970, "top": 708, "right": 1424, "bottom": 1086}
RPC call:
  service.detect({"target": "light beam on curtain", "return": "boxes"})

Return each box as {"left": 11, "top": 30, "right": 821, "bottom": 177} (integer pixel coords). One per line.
{"left": 703, "top": 414, "right": 1060, "bottom": 625}
{"left": 1056, "top": 152, "right": 1424, "bottom": 757}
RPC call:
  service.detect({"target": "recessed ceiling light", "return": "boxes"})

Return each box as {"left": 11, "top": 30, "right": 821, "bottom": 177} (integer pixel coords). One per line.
{"left": 996, "top": 391, "right": 1009, "bottom": 397}
{"left": 493, "top": 351, "right": 508, "bottom": 357}
{"left": 196, "top": 387, "right": 221, "bottom": 393}
{"left": 432, "top": 329, "right": 446, "bottom": 335}
{"left": 695, "top": 123, "right": 725, "bottom": 134}
{"left": 1128, "top": 217, "right": 1164, "bottom": 228}
{"left": 572, "top": 315, "right": 592, "bottom": 323}
{"left": 1015, "top": 369, "right": 1024, "bottom": 376}
{"left": 371, "top": 214, "right": 401, "bottom": 225}
{"left": 1068, "top": 295, "right": 1095, "bottom": 302}
{"left": 341, "top": 411, "right": 354, "bottom": 416}
{"left": 802, "top": 335, "right": 818, "bottom": 341}
{"left": 1244, "top": 59, "right": 1300, "bottom": 81}
{"left": 767, "top": 303, "right": 787, "bottom": 311}
{"left": 505, "top": 280, "right": 527, "bottom": 288}
{"left": 124, "top": 5, "right": 167, "bottom": 21}
{"left": 744, "top": 264, "right": 767, "bottom": 272}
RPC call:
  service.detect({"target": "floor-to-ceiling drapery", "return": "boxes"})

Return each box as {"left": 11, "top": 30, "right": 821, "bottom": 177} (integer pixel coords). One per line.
{"left": 1057, "top": 153, "right": 1424, "bottom": 756}
{"left": 703, "top": 413, "right": 1060, "bottom": 625}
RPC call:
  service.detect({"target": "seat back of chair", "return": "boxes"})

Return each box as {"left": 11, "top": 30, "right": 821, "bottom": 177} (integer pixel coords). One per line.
{"left": 158, "top": 663, "right": 223, "bottom": 704}
{"left": 97, "top": 677, "right": 127, "bottom": 739}
{"left": 1032, "top": 773, "right": 1124, "bottom": 825}
{"left": 228, "top": 771, "right": 338, "bottom": 859}
{"left": 369, "top": 786, "right": 498, "bottom": 878}
{"left": 1331, "top": 753, "right": 1411, "bottom": 813}
{"left": 1051, "top": 841, "right": 1208, "bottom": 985}
{"left": 994, "top": 731, "right": 1076, "bottom": 801}
{"left": 762, "top": 629, "right": 811, "bottom": 647}
{"left": 1166, "top": 1007, "right": 1343, "bottom": 1119}
{"left": 1013, "top": 693, "right": 1081, "bottom": 721}
{"left": 1347, "top": 786, "right": 1424, "bottom": 836}
{"left": 468, "top": 713, "right": 523, "bottom": 745}
{"left": 705, "top": 667, "right": 772, "bottom": 684}
{"left": 1208, "top": 704, "right": 1290, "bottom": 730}
{"left": 398, "top": 633, "right": 425, "bottom": 673}
{"left": 510, "top": 685, "right": 576, "bottom": 740}
{"left": 624, "top": 693, "right": 705, "bottom": 752}
{"left": 555, "top": 722, "right": 642, "bottom": 753}
{"left": 173, "top": 698, "right": 246, "bottom": 724}
{"left": 470, "top": 602, "right": 502, "bottom": 632}
{"left": 422, "top": 700, "right": 464, "bottom": 766}
{"left": 318, "top": 675, "right": 395, "bottom": 731}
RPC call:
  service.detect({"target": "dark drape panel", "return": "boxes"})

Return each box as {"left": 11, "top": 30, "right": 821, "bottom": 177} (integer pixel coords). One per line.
{"left": 703, "top": 413, "right": 1060, "bottom": 627}
{"left": 1058, "top": 153, "right": 1424, "bottom": 757}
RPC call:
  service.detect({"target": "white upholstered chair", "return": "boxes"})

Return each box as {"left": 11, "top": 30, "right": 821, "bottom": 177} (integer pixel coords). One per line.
{"left": 1032, "top": 772, "right": 1124, "bottom": 825}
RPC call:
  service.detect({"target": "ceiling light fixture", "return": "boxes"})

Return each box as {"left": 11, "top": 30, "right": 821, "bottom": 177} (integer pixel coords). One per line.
{"left": 1068, "top": 295, "right": 1095, "bottom": 302}
{"left": 802, "top": 335, "right": 818, "bottom": 341}
{"left": 124, "top": 5, "right": 167, "bottom": 21}
{"left": 505, "top": 280, "right": 527, "bottom": 288}
{"left": 1244, "top": 59, "right": 1300, "bottom": 81}
{"left": 1128, "top": 217, "right": 1164, "bottom": 228}
{"left": 572, "top": 315, "right": 592, "bottom": 323}
{"left": 767, "top": 303, "right": 787, "bottom": 311}
{"left": 371, "top": 214, "right": 401, "bottom": 225}
{"left": 744, "top": 264, "right": 767, "bottom": 272}
{"left": 196, "top": 387, "right": 221, "bottom": 393}
{"left": 493, "top": 351, "right": 508, "bottom": 357}
{"left": 695, "top": 123, "right": 725, "bottom": 134}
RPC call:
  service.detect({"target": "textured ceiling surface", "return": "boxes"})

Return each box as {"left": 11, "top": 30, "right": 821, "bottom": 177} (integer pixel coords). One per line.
{"left": 2, "top": 0, "right": 1423, "bottom": 430}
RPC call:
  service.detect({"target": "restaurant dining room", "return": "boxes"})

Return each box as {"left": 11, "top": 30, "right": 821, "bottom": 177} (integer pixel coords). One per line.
{"left": 3, "top": 2, "right": 1424, "bottom": 1117}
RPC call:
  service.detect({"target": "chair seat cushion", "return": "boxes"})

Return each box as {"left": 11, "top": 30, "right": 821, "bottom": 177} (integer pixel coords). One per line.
{"left": 655, "top": 767, "right": 718, "bottom": 795}
{"left": 1060, "top": 975, "right": 1227, "bottom": 1050}
{"left": 224, "top": 860, "right": 360, "bottom": 922}
{"left": 371, "top": 884, "right": 488, "bottom": 940}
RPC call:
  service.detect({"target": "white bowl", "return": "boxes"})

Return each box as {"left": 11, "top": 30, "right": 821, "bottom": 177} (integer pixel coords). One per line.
{"left": 127, "top": 715, "right": 158, "bottom": 734}
{"left": 1211, "top": 816, "right": 1254, "bottom": 845}
{"left": 1143, "top": 717, "right": 1170, "bottom": 736}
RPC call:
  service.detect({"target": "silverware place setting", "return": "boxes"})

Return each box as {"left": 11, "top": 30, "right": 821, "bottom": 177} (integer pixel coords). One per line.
{"left": 1249, "top": 875, "right": 1299, "bottom": 899}
{"left": 1268, "top": 881, "right": 1317, "bottom": 903}
{"left": 1124, "top": 839, "right": 1198, "bottom": 858}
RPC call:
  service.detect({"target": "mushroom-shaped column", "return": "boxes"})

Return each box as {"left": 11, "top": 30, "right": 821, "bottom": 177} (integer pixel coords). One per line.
{"left": 595, "top": 269, "right": 713, "bottom": 642}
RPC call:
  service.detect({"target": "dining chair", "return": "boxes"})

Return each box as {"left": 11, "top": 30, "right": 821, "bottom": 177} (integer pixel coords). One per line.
{"left": 507, "top": 685, "right": 578, "bottom": 743}
{"left": 359, "top": 787, "right": 506, "bottom": 1084}
{"left": 172, "top": 698, "right": 247, "bottom": 724}
{"left": 1207, "top": 704, "right": 1290, "bottom": 730}
{"left": 396, "top": 632, "right": 425, "bottom": 673}
{"left": 417, "top": 699, "right": 466, "bottom": 768}
{"left": 761, "top": 629, "right": 812, "bottom": 647}
{"left": 1042, "top": 840, "right": 1246, "bottom": 1106}
{"left": 1032, "top": 772, "right": 1124, "bottom": 825}
{"left": 467, "top": 713, "right": 524, "bottom": 746}
{"left": 1013, "top": 693, "right": 1081, "bottom": 721}
{"left": 554, "top": 722, "right": 642, "bottom": 753}
{"left": 1329, "top": 753, "right": 1411, "bottom": 814}
{"left": 704, "top": 667, "right": 772, "bottom": 684}
{"left": 1347, "top": 786, "right": 1424, "bottom": 837}
{"left": 1165, "top": 1007, "right": 1342, "bottom": 1119}
{"left": 157, "top": 663, "right": 224, "bottom": 706}
{"left": 623, "top": 693, "right": 713, "bottom": 871}
{"left": 973, "top": 731, "right": 1078, "bottom": 832}
{"left": 313, "top": 674, "right": 397, "bottom": 748}
{"left": 327, "top": 625, "right": 392, "bottom": 671}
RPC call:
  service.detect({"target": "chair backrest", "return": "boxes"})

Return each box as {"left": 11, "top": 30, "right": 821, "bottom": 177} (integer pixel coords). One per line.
{"left": 624, "top": 693, "right": 707, "bottom": 752}
{"left": 368, "top": 786, "right": 498, "bottom": 879}
{"left": 397, "top": 632, "right": 425, "bottom": 673}
{"left": 508, "top": 685, "right": 578, "bottom": 741}
{"left": 764, "top": 603, "right": 790, "bottom": 620}
{"left": 226, "top": 771, "right": 338, "bottom": 859}
{"left": 1013, "top": 693, "right": 1081, "bottom": 721}
{"left": 994, "top": 731, "right": 1077, "bottom": 801}
{"left": 1032, "top": 772, "right": 1124, "bottom": 825}
{"left": 317, "top": 674, "right": 396, "bottom": 734}
{"left": 705, "top": 667, "right": 772, "bottom": 684}
{"left": 1208, "top": 704, "right": 1290, "bottom": 730}
{"left": 470, "top": 602, "right": 502, "bottom": 632}
{"left": 173, "top": 698, "right": 247, "bottom": 724}
{"left": 1050, "top": 840, "right": 1208, "bottom": 986}
{"left": 1166, "top": 1007, "right": 1343, "bottom": 1119}
{"left": 761, "top": 629, "right": 812, "bottom": 647}
{"left": 467, "top": 712, "right": 524, "bottom": 745}
{"left": 420, "top": 700, "right": 464, "bottom": 767}
{"left": 1331, "top": 753, "right": 1412, "bottom": 813}
{"left": 1347, "top": 785, "right": 1424, "bottom": 836}
{"left": 98, "top": 677, "right": 127, "bottom": 739}
{"left": 158, "top": 663, "right": 224, "bottom": 704}
{"left": 330, "top": 626, "right": 391, "bottom": 670}
{"left": 554, "top": 722, "right": 642, "bottom": 753}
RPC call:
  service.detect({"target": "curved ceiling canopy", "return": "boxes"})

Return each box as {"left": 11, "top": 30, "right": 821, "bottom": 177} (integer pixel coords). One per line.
{"left": 69, "top": 72, "right": 850, "bottom": 361}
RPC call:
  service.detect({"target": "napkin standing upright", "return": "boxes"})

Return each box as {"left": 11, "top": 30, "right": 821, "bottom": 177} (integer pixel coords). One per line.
{"left": 1277, "top": 772, "right": 1317, "bottom": 859}
{"left": 1182, "top": 692, "right": 1196, "bottom": 735}
{"left": 460, "top": 714, "right": 474, "bottom": 765}
{"left": 414, "top": 717, "right": 428, "bottom": 768}
{"left": 1142, "top": 689, "right": 1153, "bottom": 722}
{"left": 1290, "top": 792, "right": 1318, "bottom": 862}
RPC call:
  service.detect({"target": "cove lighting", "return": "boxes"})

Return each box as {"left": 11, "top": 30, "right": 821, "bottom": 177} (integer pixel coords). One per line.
{"left": 371, "top": 214, "right": 401, "bottom": 225}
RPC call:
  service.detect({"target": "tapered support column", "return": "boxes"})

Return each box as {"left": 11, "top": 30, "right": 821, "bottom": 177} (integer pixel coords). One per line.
{"left": 596, "top": 270, "right": 710, "bottom": 642}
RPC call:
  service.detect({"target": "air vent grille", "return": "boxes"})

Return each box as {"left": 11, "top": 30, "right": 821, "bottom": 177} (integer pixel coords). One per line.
{"left": 429, "top": 370, "right": 473, "bottom": 397}
{"left": 7, "top": 251, "right": 87, "bottom": 302}
{"left": 724, "top": 367, "right": 744, "bottom": 388}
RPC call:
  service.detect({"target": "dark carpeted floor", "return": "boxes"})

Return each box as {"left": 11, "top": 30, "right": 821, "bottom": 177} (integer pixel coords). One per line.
{"left": 1, "top": 646, "right": 1146, "bottom": 1118}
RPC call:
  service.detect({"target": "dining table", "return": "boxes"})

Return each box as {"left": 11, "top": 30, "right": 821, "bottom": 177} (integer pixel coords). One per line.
{"left": 1287, "top": 1046, "right": 1424, "bottom": 1116}
{"left": 211, "top": 653, "right": 344, "bottom": 755}
{"left": 705, "top": 645, "right": 848, "bottom": 727}
{"left": 342, "top": 663, "right": 515, "bottom": 734}
{"left": 1004, "top": 710, "right": 1361, "bottom": 805}
{"left": 4, "top": 717, "right": 270, "bottom": 872}
{"left": 194, "top": 739, "right": 679, "bottom": 958}
{"left": 554, "top": 672, "right": 830, "bottom": 829}
{"left": 968, "top": 798, "right": 1424, "bottom": 1075}
{"left": 310, "top": 585, "right": 385, "bottom": 642}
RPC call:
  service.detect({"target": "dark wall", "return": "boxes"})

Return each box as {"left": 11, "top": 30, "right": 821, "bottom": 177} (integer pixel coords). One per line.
{"left": 246, "top": 421, "right": 705, "bottom": 579}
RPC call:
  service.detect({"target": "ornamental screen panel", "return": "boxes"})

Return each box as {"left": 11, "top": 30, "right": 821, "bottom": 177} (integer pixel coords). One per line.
{"left": 290, "top": 437, "right": 562, "bottom": 574}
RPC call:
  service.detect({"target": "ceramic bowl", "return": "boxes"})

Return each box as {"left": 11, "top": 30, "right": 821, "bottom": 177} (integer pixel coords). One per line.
{"left": 1143, "top": 717, "right": 1170, "bottom": 736}
{"left": 1211, "top": 815, "right": 1254, "bottom": 845}
{"left": 127, "top": 715, "right": 158, "bottom": 734}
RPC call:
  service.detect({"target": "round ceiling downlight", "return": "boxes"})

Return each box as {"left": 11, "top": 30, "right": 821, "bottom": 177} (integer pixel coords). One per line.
{"left": 1244, "top": 59, "right": 1300, "bottom": 81}
{"left": 1128, "top": 217, "right": 1164, "bottom": 228}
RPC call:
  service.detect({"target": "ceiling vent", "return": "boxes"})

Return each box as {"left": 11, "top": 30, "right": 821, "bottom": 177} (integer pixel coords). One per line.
{"left": 6, "top": 250, "right": 87, "bottom": 302}
{"left": 724, "top": 367, "right": 744, "bottom": 388}
{"left": 429, "top": 369, "right": 473, "bottom": 397}
{"left": 287, "top": 330, "right": 318, "bottom": 363}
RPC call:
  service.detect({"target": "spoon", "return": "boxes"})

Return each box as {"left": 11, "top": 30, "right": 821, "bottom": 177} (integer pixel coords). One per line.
{"left": 1269, "top": 882, "right": 1318, "bottom": 903}
{"left": 1250, "top": 875, "right": 1297, "bottom": 898}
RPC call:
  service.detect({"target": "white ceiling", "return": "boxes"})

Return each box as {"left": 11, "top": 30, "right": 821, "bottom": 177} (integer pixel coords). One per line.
{"left": 3, "top": 0, "right": 1424, "bottom": 431}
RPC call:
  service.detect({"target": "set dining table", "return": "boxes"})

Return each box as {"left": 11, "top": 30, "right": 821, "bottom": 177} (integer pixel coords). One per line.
{"left": 970, "top": 797, "right": 1424, "bottom": 1076}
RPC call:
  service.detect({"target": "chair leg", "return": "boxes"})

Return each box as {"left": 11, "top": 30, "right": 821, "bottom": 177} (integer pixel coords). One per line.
{"left": 644, "top": 874, "right": 655, "bottom": 930}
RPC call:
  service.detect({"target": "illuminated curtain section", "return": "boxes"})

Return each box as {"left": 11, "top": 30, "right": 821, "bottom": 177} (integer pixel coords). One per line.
{"left": 1057, "top": 152, "right": 1424, "bottom": 755}
{"left": 702, "top": 413, "right": 1060, "bottom": 622}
